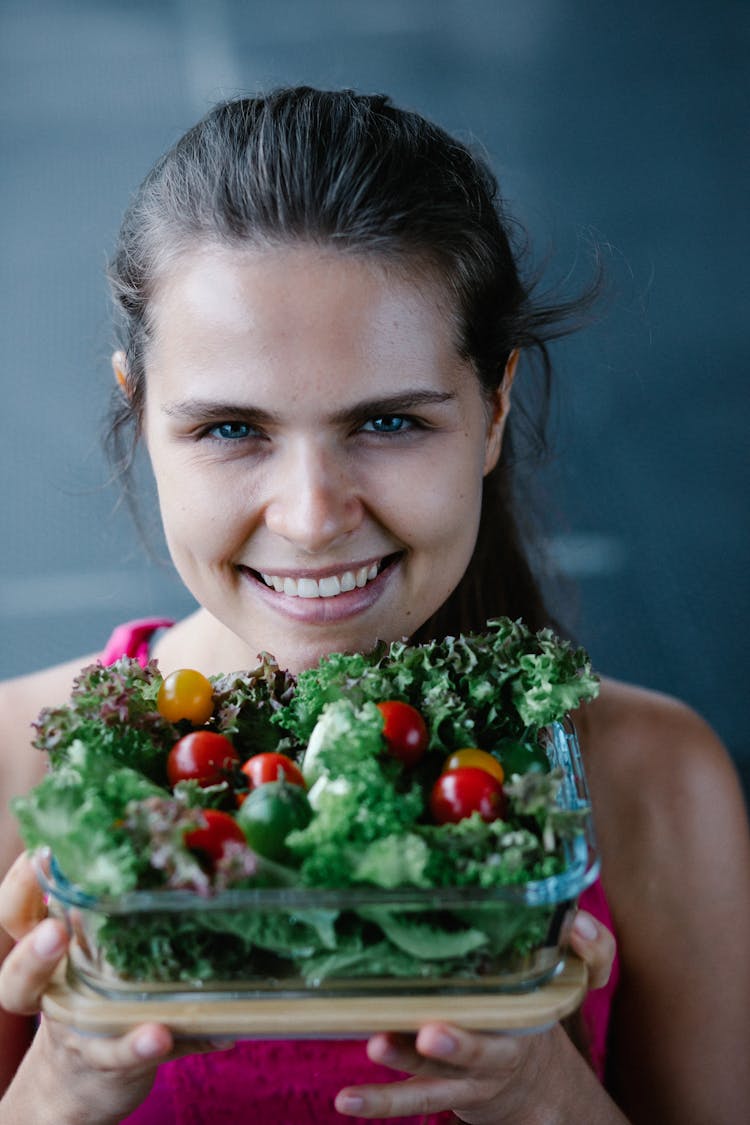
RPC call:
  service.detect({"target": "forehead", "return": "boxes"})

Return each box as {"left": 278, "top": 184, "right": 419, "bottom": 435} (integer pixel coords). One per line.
{"left": 145, "top": 242, "right": 465, "bottom": 391}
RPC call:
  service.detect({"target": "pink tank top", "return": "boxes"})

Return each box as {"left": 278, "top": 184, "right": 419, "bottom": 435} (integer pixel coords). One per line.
{"left": 103, "top": 620, "right": 619, "bottom": 1123}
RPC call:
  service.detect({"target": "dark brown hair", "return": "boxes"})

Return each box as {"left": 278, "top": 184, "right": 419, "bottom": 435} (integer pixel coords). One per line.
{"left": 106, "top": 86, "right": 593, "bottom": 635}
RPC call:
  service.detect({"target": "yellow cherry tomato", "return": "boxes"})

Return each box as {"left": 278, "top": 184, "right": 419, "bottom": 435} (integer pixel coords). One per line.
{"left": 157, "top": 668, "right": 215, "bottom": 725}
{"left": 442, "top": 748, "right": 505, "bottom": 785}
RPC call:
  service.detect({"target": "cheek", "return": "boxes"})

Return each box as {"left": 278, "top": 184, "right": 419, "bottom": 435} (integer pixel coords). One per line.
{"left": 376, "top": 445, "right": 484, "bottom": 551}
{"left": 152, "top": 459, "right": 248, "bottom": 562}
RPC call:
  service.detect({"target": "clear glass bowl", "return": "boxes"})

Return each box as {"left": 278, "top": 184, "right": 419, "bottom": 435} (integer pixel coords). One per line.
{"left": 36, "top": 720, "right": 599, "bottom": 1002}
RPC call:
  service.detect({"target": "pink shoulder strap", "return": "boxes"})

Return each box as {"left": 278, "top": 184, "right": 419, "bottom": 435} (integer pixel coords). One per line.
{"left": 101, "top": 618, "right": 175, "bottom": 667}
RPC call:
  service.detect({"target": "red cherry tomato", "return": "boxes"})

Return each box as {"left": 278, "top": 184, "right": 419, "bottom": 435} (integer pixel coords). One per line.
{"left": 443, "top": 747, "right": 505, "bottom": 785}
{"left": 167, "top": 731, "right": 240, "bottom": 788}
{"left": 241, "top": 753, "right": 306, "bottom": 791}
{"left": 184, "top": 809, "right": 246, "bottom": 866}
{"left": 429, "top": 766, "right": 507, "bottom": 825}
{"left": 376, "top": 701, "right": 428, "bottom": 766}
{"left": 157, "top": 669, "right": 215, "bottom": 725}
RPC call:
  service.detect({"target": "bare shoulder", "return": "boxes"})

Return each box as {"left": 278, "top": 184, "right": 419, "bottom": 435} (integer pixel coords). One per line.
{"left": 577, "top": 690, "right": 750, "bottom": 1118}
{"left": 577, "top": 674, "right": 750, "bottom": 972}
{"left": 575, "top": 670, "right": 746, "bottom": 832}
{"left": 0, "top": 654, "right": 98, "bottom": 752}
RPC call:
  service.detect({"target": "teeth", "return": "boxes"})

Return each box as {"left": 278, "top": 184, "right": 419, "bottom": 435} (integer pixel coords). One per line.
{"left": 318, "top": 575, "right": 342, "bottom": 598}
{"left": 259, "top": 562, "right": 384, "bottom": 598}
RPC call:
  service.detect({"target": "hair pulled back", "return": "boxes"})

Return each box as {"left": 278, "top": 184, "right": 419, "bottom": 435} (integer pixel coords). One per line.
{"left": 107, "top": 86, "right": 587, "bottom": 636}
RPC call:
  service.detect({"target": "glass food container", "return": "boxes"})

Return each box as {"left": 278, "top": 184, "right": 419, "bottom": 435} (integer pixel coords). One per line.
{"left": 36, "top": 720, "right": 599, "bottom": 1007}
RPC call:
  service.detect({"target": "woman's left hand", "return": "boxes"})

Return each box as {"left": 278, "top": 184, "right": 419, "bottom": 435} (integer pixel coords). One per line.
{"left": 335, "top": 910, "right": 623, "bottom": 1123}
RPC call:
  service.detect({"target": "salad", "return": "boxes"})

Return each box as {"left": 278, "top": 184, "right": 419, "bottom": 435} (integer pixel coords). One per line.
{"left": 14, "top": 617, "right": 600, "bottom": 988}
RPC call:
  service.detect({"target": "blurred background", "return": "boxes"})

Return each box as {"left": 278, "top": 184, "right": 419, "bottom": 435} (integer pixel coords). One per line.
{"left": 1, "top": 0, "right": 747, "bottom": 798}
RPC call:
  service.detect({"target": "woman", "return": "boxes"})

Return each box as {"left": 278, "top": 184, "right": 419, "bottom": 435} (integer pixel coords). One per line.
{"left": 0, "top": 88, "right": 748, "bottom": 1124}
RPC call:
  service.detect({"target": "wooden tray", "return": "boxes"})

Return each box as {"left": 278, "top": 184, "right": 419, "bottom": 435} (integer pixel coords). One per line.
{"left": 41, "top": 957, "right": 587, "bottom": 1037}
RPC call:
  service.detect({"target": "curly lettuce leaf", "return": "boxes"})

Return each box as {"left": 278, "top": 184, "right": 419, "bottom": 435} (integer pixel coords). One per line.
{"left": 96, "top": 905, "right": 339, "bottom": 983}
{"left": 11, "top": 740, "right": 163, "bottom": 895}
{"left": 210, "top": 656, "right": 298, "bottom": 758}
{"left": 351, "top": 833, "right": 431, "bottom": 889}
{"left": 418, "top": 813, "right": 563, "bottom": 888}
{"left": 284, "top": 700, "right": 425, "bottom": 886}
{"left": 274, "top": 617, "right": 599, "bottom": 752}
{"left": 31, "top": 658, "right": 178, "bottom": 782}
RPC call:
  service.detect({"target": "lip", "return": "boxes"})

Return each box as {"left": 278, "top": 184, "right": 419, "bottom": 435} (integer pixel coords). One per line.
{"left": 236, "top": 554, "right": 402, "bottom": 624}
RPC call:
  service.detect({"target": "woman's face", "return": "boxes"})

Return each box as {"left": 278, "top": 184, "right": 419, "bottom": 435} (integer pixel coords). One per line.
{"left": 141, "top": 245, "right": 507, "bottom": 673}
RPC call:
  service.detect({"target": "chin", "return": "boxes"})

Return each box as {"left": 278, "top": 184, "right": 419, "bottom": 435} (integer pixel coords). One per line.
{"left": 267, "top": 624, "right": 394, "bottom": 676}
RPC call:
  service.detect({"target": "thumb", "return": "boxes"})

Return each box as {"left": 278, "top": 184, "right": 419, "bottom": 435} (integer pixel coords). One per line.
{"left": 0, "top": 852, "right": 48, "bottom": 941}
{"left": 568, "top": 909, "right": 616, "bottom": 990}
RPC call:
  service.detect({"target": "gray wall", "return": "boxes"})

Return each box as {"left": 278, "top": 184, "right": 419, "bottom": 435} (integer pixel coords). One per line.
{"left": 2, "top": 0, "right": 747, "bottom": 798}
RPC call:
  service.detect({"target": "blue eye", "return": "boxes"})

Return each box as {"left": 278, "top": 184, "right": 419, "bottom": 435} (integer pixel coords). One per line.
{"left": 209, "top": 421, "right": 253, "bottom": 441}
{"left": 361, "top": 415, "right": 412, "bottom": 434}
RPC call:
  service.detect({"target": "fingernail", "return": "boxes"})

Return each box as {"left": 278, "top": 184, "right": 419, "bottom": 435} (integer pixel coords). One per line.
{"left": 573, "top": 912, "right": 598, "bottom": 940}
{"left": 336, "top": 1094, "right": 364, "bottom": 1113}
{"left": 32, "top": 919, "right": 64, "bottom": 959}
{"left": 430, "top": 1030, "right": 457, "bottom": 1056}
{"left": 134, "top": 1028, "right": 166, "bottom": 1059}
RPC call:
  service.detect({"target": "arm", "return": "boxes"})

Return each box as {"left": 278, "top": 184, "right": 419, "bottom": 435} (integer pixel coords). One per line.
{"left": 0, "top": 939, "right": 33, "bottom": 1095}
{"left": 0, "top": 857, "right": 171, "bottom": 1125}
{"left": 0, "top": 658, "right": 97, "bottom": 1099}
{"left": 590, "top": 687, "right": 750, "bottom": 1123}
{"left": 0, "top": 853, "right": 233, "bottom": 1125}
{"left": 0, "top": 670, "right": 64, "bottom": 1097}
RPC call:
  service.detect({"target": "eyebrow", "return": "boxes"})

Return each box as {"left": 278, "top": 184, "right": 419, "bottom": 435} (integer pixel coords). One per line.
{"left": 162, "top": 390, "right": 457, "bottom": 425}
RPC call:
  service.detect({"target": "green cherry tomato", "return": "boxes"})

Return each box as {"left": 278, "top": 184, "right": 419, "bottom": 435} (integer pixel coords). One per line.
{"left": 157, "top": 668, "right": 215, "bottom": 725}
{"left": 236, "top": 780, "right": 312, "bottom": 862}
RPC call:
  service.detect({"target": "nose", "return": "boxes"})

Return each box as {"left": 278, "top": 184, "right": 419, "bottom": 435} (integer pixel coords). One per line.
{"left": 264, "top": 439, "right": 363, "bottom": 553}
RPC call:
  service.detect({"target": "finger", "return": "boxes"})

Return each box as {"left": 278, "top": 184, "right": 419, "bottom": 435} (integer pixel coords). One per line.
{"left": 0, "top": 918, "right": 67, "bottom": 1014}
{"left": 415, "top": 1021, "right": 525, "bottom": 1076}
{"left": 73, "top": 1027, "right": 237, "bottom": 1075}
{"left": 335, "top": 1073, "right": 483, "bottom": 1119}
{"left": 39, "top": 1018, "right": 236, "bottom": 1077}
{"left": 366, "top": 1032, "right": 423, "bottom": 1073}
{"left": 369, "top": 1024, "right": 521, "bottom": 1077}
{"left": 0, "top": 852, "right": 47, "bottom": 941}
{"left": 366, "top": 1030, "right": 491, "bottom": 1083}
{"left": 77, "top": 1022, "right": 175, "bottom": 1071}
{"left": 345, "top": 1023, "right": 523, "bottom": 1118}
{"left": 568, "top": 910, "right": 616, "bottom": 990}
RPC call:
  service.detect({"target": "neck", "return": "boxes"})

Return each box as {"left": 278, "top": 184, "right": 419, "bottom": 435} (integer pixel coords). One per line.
{"left": 150, "top": 609, "right": 262, "bottom": 677}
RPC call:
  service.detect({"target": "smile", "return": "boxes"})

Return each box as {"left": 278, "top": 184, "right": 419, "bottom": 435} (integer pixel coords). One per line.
{"left": 259, "top": 562, "right": 382, "bottom": 599}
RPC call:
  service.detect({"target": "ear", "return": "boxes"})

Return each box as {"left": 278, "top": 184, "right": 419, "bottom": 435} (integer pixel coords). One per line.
{"left": 483, "top": 349, "right": 519, "bottom": 475}
{"left": 111, "top": 350, "right": 132, "bottom": 398}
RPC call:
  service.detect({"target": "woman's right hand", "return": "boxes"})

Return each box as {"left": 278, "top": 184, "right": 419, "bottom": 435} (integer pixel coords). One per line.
{"left": 0, "top": 853, "right": 228, "bottom": 1125}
